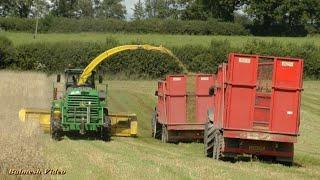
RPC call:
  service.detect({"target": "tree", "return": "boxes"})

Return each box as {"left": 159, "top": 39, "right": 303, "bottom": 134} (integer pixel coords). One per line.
{"left": 32, "top": 0, "right": 50, "bottom": 17}
{"left": 97, "top": 0, "right": 126, "bottom": 19}
{"left": 180, "top": 0, "right": 208, "bottom": 20}
{"left": 51, "top": 0, "right": 79, "bottom": 17}
{"left": 77, "top": 0, "right": 94, "bottom": 18}
{"left": 145, "top": 0, "right": 155, "bottom": 18}
{"left": 133, "top": 0, "right": 145, "bottom": 20}
{"left": 201, "top": 0, "right": 241, "bottom": 21}
{"left": 301, "top": 0, "right": 320, "bottom": 26}
{"left": 244, "top": 0, "right": 309, "bottom": 26}
{"left": 144, "top": 0, "right": 180, "bottom": 19}
{"left": 0, "top": 0, "right": 34, "bottom": 18}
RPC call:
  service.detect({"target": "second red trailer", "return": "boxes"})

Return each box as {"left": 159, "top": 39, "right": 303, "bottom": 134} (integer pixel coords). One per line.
{"left": 152, "top": 74, "right": 215, "bottom": 142}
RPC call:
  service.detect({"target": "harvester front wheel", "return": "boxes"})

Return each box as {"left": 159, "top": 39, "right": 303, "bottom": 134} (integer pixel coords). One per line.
{"left": 50, "top": 119, "right": 62, "bottom": 141}
{"left": 101, "top": 117, "right": 111, "bottom": 142}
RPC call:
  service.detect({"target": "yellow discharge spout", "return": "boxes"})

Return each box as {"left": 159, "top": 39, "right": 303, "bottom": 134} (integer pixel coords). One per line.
{"left": 77, "top": 44, "right": 187, "bottom": 85}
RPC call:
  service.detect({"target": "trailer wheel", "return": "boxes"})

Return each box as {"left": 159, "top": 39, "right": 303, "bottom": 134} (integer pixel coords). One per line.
{"left": 276, "top": 157, "right": 293, "bottom": 166}
{"left": 204, "top": 120, "right": 214, "bottom": 158}
{"left": 161, "top": 125, "right": 168, "bottom": 143}
{"left": 152, "top": 108, "right": 162, "bottom": 139}
{"left": 204, "top": 108, "right": 215, "bottom": 157}
{"left": 213, "top": 130, "right": 223, "bottom": 160}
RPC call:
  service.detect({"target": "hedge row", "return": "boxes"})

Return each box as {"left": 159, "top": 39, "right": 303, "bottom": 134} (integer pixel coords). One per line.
{"left": 0, "top": 17, "right": 249, "bottom": 35}
{"left": 0, "top": 36, "right": 319, "bottom": 79}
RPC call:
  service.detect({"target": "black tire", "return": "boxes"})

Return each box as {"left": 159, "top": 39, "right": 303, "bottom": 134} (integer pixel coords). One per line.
{"left": 50, "top": 118, "right": 62, "bottom": 141}
{"left": 204, "top": 121, "right": 214, "bottom": 158}
{"left": 213, "top": 130, "right": 223, "bottom": 160}
{"left": 276, "top": 157, "right": 293, "bottom": 166}
{"left": 161, "top": 125, "right": 168, "bottom": 143}
{"left": 101, "top": 117, "right": 111, "bottom": 142}
{"left": 204, "top": 108, "right": 214, "bottom": 158}
{"left": 152, "top": 108, "right": 162, "bottom": 139}
{"left": 151, "top": 109, "right": 156, "bottom": 137}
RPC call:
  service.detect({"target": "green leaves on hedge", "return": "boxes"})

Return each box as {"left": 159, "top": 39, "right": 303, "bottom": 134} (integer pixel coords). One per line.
{"left": 0, "top": 17, "right": 249, "bottom": 36}
{"left": 1, "top": 37, "right": 319, "bottom": 79}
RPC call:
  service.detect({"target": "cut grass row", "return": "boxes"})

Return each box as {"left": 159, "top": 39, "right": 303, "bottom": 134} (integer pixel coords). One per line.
{"left": 2, "top": 32, "right": 320, "bottom": 47}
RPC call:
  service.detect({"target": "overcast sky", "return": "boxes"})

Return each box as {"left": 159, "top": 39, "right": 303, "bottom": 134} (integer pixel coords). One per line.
{"left": 123, "top": 0, "right": 140, "bottom": 19}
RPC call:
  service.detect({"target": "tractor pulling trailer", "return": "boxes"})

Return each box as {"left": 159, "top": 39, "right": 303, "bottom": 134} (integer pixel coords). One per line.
{"left": 152, "top": 53, "right": 303, "bottom": 164}
{"left": 204, "top": 53, "right": 303, "bottom": 164}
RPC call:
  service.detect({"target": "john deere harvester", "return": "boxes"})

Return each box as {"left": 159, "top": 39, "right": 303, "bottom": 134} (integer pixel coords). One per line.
{"left": 19, "top": 44, "right": 185, "bottom": 141}
{"left": 50, "top": 69, "right": 113, "bottom": 141}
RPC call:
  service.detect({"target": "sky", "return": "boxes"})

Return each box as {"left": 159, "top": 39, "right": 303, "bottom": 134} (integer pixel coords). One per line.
{"left": 123, "top": 0, "right": 140, "bottom": 19}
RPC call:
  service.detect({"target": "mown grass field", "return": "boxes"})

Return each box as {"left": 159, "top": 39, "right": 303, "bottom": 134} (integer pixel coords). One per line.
{"left": 2, "top": 32, "right": 320, "bottom": 47}
{"left": 0, "top": 71, "right": 319, "bottom": 179}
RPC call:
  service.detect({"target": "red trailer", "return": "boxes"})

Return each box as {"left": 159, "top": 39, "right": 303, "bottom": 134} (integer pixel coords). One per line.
{"left": 152, "top": 74, "right": 215, "bottom": 142}
{"left": 204, "top": 53, "right": 303, "bottom": 165}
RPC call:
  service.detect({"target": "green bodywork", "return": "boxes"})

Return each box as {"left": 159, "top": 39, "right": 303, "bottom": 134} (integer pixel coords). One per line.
{"left": 52, "top": 69, "right": 108, "bottom": 133}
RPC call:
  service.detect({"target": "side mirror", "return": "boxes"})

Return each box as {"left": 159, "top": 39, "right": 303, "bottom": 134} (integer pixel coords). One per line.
{"left": 57, "top": 74, "right": 61, "bottom": 83}
{"left": 209, "top": 86, "right": 215, "bottom": 96}
{"left": 99, "top": 75, "right": 103, "bottom": 84}
{"left": 155, "top": 90, "right": 158, "bottom": 96}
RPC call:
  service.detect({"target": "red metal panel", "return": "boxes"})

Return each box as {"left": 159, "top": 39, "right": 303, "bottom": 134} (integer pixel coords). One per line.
{"left": 213, "top": 65, "right": 224, "bottom": 129}
{"left": 167, "top": 75, "right": 186, "bottom": 95}
{"left": 271, "top": 58, "right": 303, "bottom": 134}
{"left": 196, "top": 74, "right": 214, "bottom": 95}
{"left": 226, "top": 87, "right": 255, "bottom": 129}
{"left": 157, "top": 81, "right": 165, "bottom": 124}
{"left": 167, "top": 96, "right": 186, "bottom": 124}
{"left": 225, "top": 54, "right": 258, "bottom": 130}
{"left": 196, "top": 74, "right": 215, "bottom": 124}
{"left": 156, "top": 74, "right": 215, "bottom": 135}
{"left": 166, "top": 75, "right": 186, "bottom": 125}
{"left": 223, "top": 130, "right": 297, "bottom": 143}
{"left": 228, "top": 54, "right": 257, "bottom": 85}
{"left": 271, "top": 91, "right": 299, "bottom": 134}
{"left": 220, "top": 53, "right": 303, "bottom": 140}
